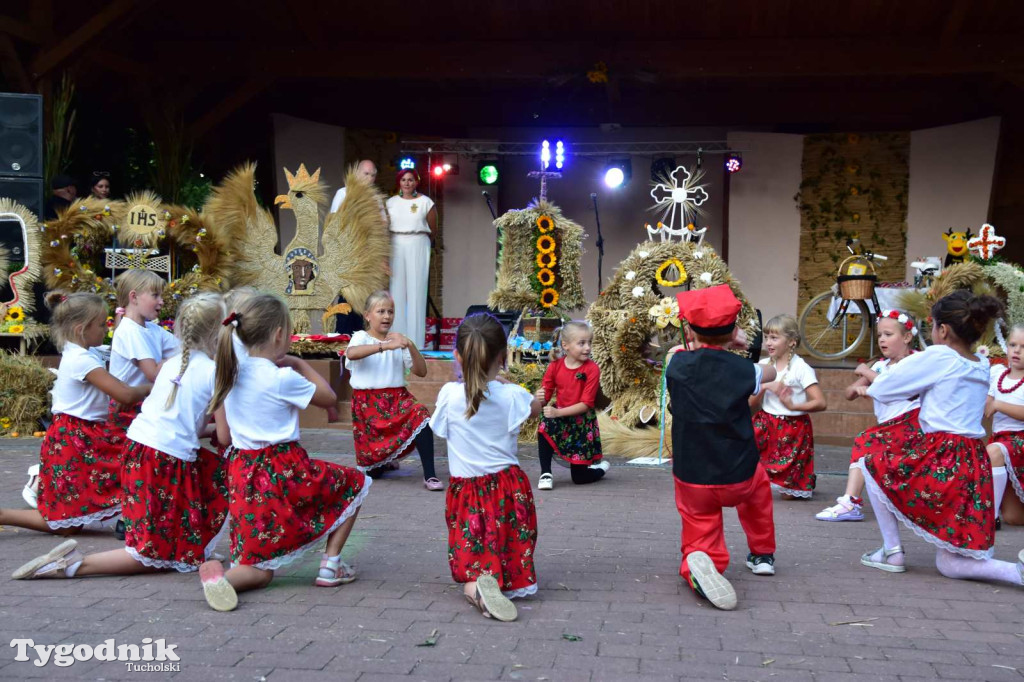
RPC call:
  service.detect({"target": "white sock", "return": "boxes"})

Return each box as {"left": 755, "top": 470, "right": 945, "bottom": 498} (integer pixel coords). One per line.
{"left": 66, "top": 560, "right": 82, "bottom": 578}
{"left": 992, "top": 466, "right": 1007, "bottom": 520}
{"left": 319, "top": 554, "right": 341, "bottom": 579}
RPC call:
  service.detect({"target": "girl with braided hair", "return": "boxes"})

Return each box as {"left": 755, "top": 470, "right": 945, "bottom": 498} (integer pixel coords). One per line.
{"left": 13, "top": 293, "right": 230, "bottom": 580}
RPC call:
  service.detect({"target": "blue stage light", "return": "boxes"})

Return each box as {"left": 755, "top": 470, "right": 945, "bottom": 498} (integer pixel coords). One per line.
{"left": 399, "top": 157, "right": 416, "bottom": 170}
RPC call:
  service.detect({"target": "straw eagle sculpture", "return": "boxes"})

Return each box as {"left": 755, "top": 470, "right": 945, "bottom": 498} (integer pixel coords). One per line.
{"left": 207, "top": 163, "right": 391, "bottom": 333}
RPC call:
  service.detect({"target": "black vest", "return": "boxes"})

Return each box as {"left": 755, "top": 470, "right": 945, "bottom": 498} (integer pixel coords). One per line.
{"left": 666, "top": 348, "right": 759, "bottom": 485}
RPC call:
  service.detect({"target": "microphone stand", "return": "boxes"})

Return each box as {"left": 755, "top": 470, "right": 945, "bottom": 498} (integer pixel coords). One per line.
{"left": 591, "top": 193, "right": 604, "bottom": 291}
{"left": 482, "top": 191, "right": 497, "bottom": 220}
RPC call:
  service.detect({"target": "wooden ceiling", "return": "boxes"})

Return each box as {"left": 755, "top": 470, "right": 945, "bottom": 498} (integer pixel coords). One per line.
{"left": 4, "top": 0, "right": 1024, "bottom": 135}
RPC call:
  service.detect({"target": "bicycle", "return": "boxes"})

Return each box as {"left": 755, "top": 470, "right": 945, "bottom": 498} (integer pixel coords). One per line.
{"left": 799, "top": 239, "right": 889, "bottom": 360}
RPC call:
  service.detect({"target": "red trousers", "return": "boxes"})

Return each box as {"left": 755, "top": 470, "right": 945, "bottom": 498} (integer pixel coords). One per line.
{"left": 674, "top": 464, "right": 776, "bottom": 581}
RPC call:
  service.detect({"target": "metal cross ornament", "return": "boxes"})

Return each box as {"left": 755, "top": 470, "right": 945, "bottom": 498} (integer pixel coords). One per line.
{"left": 967, "top": 223, "right": 1006, "bottom": 261}
{"left": 648, "top": 165, "right": 710, "bottom": 243}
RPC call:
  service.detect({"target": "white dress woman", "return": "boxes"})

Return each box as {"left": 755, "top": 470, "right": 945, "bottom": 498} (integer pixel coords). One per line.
{"left": 386, "top": 169, "right": 437, "bottom": 350}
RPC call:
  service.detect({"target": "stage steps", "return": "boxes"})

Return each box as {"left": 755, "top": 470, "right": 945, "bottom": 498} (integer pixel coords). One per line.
{"left": 306, "top": 358, "right": 868, "bottom": 446}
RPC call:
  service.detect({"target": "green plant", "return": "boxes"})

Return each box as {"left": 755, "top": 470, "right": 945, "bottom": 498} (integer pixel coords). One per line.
{"left": 43, "top": 73, "right": 76, "bottom": 187}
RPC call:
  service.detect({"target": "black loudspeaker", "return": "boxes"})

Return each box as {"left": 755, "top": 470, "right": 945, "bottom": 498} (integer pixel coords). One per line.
{"left": 0, "top": 93, "right": 43, "bottom": 177}
{"left": 0, "top": 176, "right": 43, "bottom": 220}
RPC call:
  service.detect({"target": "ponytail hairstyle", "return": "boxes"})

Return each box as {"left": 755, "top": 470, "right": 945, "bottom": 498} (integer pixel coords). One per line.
{"left": 223, "top": 286, "right": 259, "bottom": 315}
{"left": 456, "top": 313, "right": 508, "bottom": 418}
{"left": 165, "top": 292, "right": 225, "bottom": 409}
{"left": 208, "top": 293, "right": 291, "bottom": 414}
{"left": 931, "top": 290, "right": 1004, "bottom": 346}
{"left": 46, "top": 290, "right": 107, "bottom": 351}
{"left": 549, "top": 320, "right": 591, "bottom": 361}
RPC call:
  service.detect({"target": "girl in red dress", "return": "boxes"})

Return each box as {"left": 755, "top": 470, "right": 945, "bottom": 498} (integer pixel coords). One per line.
{"left": 430, "top": 314, "right": 542, "bottom": 621}
{"left": 346, "top": 290, "right": 438, "bottom": 488}
{"left": 816, "top": 311, "right": 922, "bottom": 522}
{"left": 199, "top": 293, "right": 370, "bottom": 611}
{"left": 13, "top": 293, "right": 230, "bottom": 579}
{"left": 859, "top": 291, "right": 1024, "bottom": 586}
{"left": 0, "top": 292, "right": 149, "bottom": 538}
{"left": 986, "top": 325, "right": 1024, "bottom": 527}
{"left": 751, "top": 315, "right": 827, "bottom": 499}
{"left": 535, "top": 321, "right": 607, "bottom": 490}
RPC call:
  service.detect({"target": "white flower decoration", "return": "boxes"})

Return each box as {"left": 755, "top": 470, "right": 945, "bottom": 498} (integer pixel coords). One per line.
{"left": 897, "top": 314, "right": 908, "bottom": 324}
{"left": 977, "top": 345, "right": 989, "bottom": 357}
{"left": 694, "top": 251, "right": 704, "bottom": 259}
{"left": 625, "top": 271, "right": 636, "bottom": 280}
{"left": 638, "top": 251, "right": 649, "bottom": 259}
{"left": 631, "top": 286, "right": 645, "bottom": 298}
{"left": 699, "top": 272, "right": 713, "bottom": 284}
{"left": 648, "top": 297, "right": 681, "bottom": 329}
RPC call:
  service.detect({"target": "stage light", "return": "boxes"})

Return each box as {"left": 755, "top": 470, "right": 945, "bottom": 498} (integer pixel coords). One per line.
{"left": 651, "top": 157, "right": 676, "bottom": 182}
{"left": 541, "top": 140, "right": 551, "bottom": 169}
{"left": 432, "top": 164, "right": 446, "bottom": 178}
{"left": 399, "top": 157, "right": 416, "bottom": 170}
{"left": 725, "top": 153, "right": 743, "bottom": 174}
{"left": 555, "top": 140, "right": 565, "bottom": 169}
{"left": 477, "top": 161, "right": 499, "bottom": 185}
{"left": 443, "top": 163, "right": 452, "bottom": 172}
{"left": 604, "top": 159, "right": 631, "bottom": 188}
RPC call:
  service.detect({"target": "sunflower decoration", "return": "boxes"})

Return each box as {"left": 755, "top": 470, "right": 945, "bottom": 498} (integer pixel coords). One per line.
{"left": 536, "top": 235, "right": 556, "bottom": 254}
{"left": 7, "top": 325, "right": 24, "bottom": 334}
{"left": 537, "top": 268, "right": 556, "bottom": 287}
{"left": 536, "top": 215, "right": 554, "bottom": 233}
{"left": 655, "top": 258, "right": 687, "bottom": 287}
{"left": 540, "top": 288, "right": 559, "bottom": 308}
{"left": 4, "top": 306, "right": 24, "bottom": 323}
{"left": 536, "top": 251, "right": 557, "bottom": 269}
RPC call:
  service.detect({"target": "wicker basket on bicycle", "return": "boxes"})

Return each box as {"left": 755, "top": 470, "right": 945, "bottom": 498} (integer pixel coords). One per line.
{"left": 836, "top": 256, "right": 876, "bottom": 300}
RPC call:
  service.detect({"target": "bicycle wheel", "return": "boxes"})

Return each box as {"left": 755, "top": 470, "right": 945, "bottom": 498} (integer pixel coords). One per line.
{"left": 799, "top": 291, "right": 869, "bottom": 360}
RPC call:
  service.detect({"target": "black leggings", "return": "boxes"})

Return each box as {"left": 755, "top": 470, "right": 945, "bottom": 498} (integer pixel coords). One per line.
{"left": 415, "top": 425, "right": 437, "bottom": 479}
{"left": 538, "top": 436, "right": 604, "bottom": 485}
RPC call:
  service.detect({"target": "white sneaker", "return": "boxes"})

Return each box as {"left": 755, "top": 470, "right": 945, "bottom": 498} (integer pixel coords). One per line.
{"left": 22, "top": 464, "right": 39, "bottom": 509}
{"left": 589, "top": 460, "right": 611, "bottom": 473}
{"left": 537, "top": 474, "right": 554, "bottom": 491}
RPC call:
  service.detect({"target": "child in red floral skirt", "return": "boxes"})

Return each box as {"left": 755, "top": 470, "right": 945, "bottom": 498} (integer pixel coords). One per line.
{"left": 12, "top": 293, "right": 229, "bottom": 579}
{"left": 751, "top": 314, "right": 826, "bottom": 499}
{"left": 986, "top": 324, "right": 1024, "bottom": 527}
{"left": 199, "top": 293, "right": 370, "bottom": 611}
{"left": 430, "top": 314, "right": 542, "bottom": 621}
{"left": 346, "top": 290, "right": 439, "bottom": 489}
{"left": 816, "top": 310, "right": 922, "bottom": 522}
{"left": 108, "top": 269, "right": 179, "bottom": 430}
{"left": 0, "top": 292, "right": 149, "bottom": 536}
{"left": 535, "top": 321, "right": 607, "bottom": 491}
{"left": 859, "top": 291, "right": 1024, "bottom": 586}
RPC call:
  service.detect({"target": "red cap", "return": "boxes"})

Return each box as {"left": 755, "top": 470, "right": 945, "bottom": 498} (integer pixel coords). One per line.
{"left": 676, "top": 284, "right": 741, "bottom": 335}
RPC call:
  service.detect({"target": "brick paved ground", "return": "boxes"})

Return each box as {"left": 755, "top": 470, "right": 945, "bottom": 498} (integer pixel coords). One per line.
{"left": 0, "top": 432, "right": 1021, "bottom": 681}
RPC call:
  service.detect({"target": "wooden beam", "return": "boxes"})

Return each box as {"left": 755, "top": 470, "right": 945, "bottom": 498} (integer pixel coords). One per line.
{"left": 0, "top": 33, "right": 31, "bottom": 91}
{"left": 148, "top": 35, "right": 1024, "bottom": 80}
{"left": 185, "top": 77, "right": 271, "bottom": 140}
{"left": 0, "top": 15, "right": 41, "bottom": 43}
{"left": 30, "top": 0, "right": 142, "bottom": 79}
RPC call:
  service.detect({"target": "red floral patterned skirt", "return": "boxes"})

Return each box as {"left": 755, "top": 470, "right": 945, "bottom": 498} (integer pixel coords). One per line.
{"left": 107, "top": 399, "right": 141, "bottom": 432}
{"left": 121, "top": 440, "right": 230, "bottom": 572}
{"left": 850, "top": 408, "right": 923, "bottom": 466}
{"left": 351, "top": 387, "right": 430, "bottom": 470}
{"left": 538, "top": 410, "right": 602, "bottom": 466}
{"left": 37, "top": 413, "right": 125, "bottom": 529}
{"left": 753, "top": 412, "right": 815, "bottom": 497}
{"left": 990, "top": 431, "right": 1024, "bottom": 504}
{"left": 446, "top": 465, "right": 538, "bottom": 598}
{"left": 862, "top": 432, "right": 994, "bottom": 558}
{"left": 227, "top": 441, "right": 370, "bottom": 570}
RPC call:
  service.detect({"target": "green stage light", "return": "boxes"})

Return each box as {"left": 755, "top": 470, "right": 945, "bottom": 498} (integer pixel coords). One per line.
{"left": 478, "top": 162, "right": 499, "bottom": 185}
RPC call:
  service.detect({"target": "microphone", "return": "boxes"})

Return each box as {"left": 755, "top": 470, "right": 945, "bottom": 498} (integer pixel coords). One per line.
{"left": 590, "top": 192, "right": 597, "bottom": 199}
{"left": 590, "top": 192, "right": 605, "bottom": 289}
{"left": 481, "top": 191, "right": 497, "bottom": 220}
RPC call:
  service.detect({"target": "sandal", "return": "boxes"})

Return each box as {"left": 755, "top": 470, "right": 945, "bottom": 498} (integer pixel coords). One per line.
{"left": 22, "top": 464, "right": 39, "bottom": 509}
{"left": 468, "top": 574, "right": 517, "bottom": 622}
{"left": 424, "top": 477, "right": 445, "bottom": 491}
{"left": 860, "top": 546, "right": 906, "bottom": 573}
{"left": 315, "top": 557, "right": 356, "bottom": 587}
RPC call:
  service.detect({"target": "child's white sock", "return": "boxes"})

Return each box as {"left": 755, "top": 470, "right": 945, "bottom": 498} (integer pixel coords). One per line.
{"left": 992, "top": 466, "right": 1007, "bottom": 520}
{"left": 319, "top": 554, "right": 342, "bottom": 580}
{"left": 66, "top": 560, "right": 82, "bottom": 578}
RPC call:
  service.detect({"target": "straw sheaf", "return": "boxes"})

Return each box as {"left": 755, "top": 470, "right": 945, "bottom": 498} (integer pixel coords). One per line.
{"left": 0, "top": 198, "right": 43, "bottom": 316}
{"left": 0, "top": 352, "right": 55, "bottom": 434}
{"left": 321, "top": 166, "right": 391, "bottom": 316}
{"left": 116, "top": 190, "right": 165, "bottom": 248}
{"left": 489, "top": 200, "right": 586, "bottom": 313}
{"left": 40, "top": 196, "right": 116, "bottom": 302}
{"left": 587, "top": 239, "right": 757, "bottom": 427}
{"left": 597, "top": 411, "right": 671, "bottom": 459}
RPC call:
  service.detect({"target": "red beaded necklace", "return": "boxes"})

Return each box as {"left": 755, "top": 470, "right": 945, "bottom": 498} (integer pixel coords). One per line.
{"left": 997, "top": 368, "right": 1024, "bottom": 395}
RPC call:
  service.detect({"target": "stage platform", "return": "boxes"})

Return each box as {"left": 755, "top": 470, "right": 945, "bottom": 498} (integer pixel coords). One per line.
{"left": 307, "top": 356, "right": 872, "bottom": 446}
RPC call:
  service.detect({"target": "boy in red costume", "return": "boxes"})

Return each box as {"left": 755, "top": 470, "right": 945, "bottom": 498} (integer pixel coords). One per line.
{"left": 666, "top": 285, "right": 778, "bottom": 610}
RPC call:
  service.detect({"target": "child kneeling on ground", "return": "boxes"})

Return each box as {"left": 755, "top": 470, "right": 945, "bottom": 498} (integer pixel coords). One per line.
{"left": 666, "top": 285, "right": 778, "bottom": 611}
